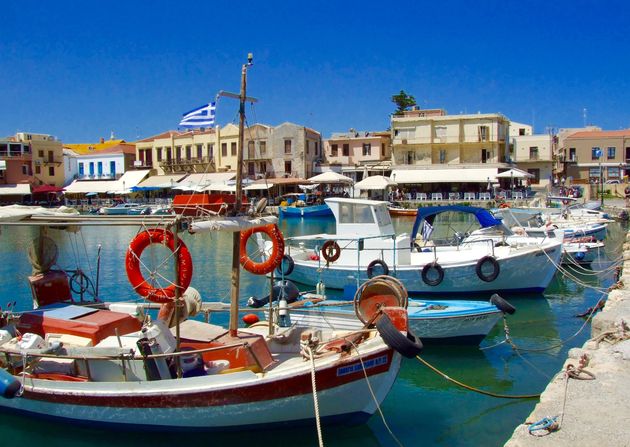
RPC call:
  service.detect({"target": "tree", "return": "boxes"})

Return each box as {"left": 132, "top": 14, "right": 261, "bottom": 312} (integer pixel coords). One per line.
{"left": 391, "top": 90, "right": 417, "bottom": 115}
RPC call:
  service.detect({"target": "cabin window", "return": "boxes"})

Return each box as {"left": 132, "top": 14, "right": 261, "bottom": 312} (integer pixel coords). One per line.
{"left": 339, "top": 203, "right": 374, "bottom": 224}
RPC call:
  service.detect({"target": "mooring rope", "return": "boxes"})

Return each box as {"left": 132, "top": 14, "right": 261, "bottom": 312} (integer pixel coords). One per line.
{"left": 302, "top": 344, "right": 324, "bottom": 447}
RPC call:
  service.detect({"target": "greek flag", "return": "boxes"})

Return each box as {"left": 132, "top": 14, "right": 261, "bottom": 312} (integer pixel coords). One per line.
{"left": 421, "top": 220, "right": 434, "bottom": 241}
{"left": 179, "top": 102, "right": 216, "bottom": 128}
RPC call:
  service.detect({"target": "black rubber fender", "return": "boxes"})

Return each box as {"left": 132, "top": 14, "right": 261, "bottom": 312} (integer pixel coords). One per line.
{"left": 275, "top": 254, "right": 295, "bottom": 276}
{"left": 375, "top": 314, "right": 423, "bottom": 358}
{"left": 421, "top": 262, "right": 444, "bottom": 286}
{"left": 367, "top": 259, "right": 389, "bottom": 279}
{"left": 490, "top": 293, "right": 516, "bottom": 315}
{"left": 247, "top": 279, "right": 300, "bottom": 308}
{"left": 476, "top": 256, "right": 500, "bottom": 282}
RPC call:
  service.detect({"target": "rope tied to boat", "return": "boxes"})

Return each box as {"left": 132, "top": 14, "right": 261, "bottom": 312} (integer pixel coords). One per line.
{"left": 301, "top": 341, "right": 324, "bottom": 447}
{"left": 565, "top": 354, "right": 596, "bottom": 381}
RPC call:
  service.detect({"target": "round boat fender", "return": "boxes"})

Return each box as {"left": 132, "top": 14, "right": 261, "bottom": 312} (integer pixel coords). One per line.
{"left": 367, "top": 259, "right": 389, "bottom": 278}
{"left": 275, "top": 254, "right": 295, "bottom": 276}
{"left": 421, "top": 262, "right": 444, "bottom": 286}
{"left": 321, "top": 240, "right": 341, "bottom": 263}
{"left": 126, "top": 229, "right": 193, "bottom": 303}
{"left": 375, "top": 314, "right": 423, "bottom": 358}
{"left": 476, "top": 256, "right": 500, "bottom": 282}
{"left": 242, "top": 313, "right": 260, "bottom": 325}
{"left": 489, "top": 293, "right": 516, "bottom": 315}
{"left": 574, "top": 251, "right": 586, "bottom": 261}
{"left": 239, "top": 224, "right": 285, "bottom": 275}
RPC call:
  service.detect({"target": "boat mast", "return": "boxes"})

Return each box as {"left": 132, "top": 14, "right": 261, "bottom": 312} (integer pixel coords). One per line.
{"left": 229, "top": 53, "right": 253, "bottom": 336}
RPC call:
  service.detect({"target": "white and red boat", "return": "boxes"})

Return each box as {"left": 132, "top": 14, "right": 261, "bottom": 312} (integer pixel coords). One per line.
{"left": 0, "top": 56, "right": 415, "bottom": 432}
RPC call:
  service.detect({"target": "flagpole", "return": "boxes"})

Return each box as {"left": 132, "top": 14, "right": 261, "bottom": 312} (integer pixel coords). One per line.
{"left": 229, "top": 53, "right": 253, "bottom": 337}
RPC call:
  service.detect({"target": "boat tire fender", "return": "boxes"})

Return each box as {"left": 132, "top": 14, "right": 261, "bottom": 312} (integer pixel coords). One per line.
{"left": 421, "top": 262, "right": 444, "bottom": 286}
{"left": 126, "top": 229, "right": 193, "bottom": 304}
{"left": 476, "top": 256, "right": 500, "bottom": 282}
{"left": 367, "top": 259, "right": 389, "bottom": 278}
{"left": 321, "top": 240, "right": 341, "bottom": 263}
{"left": 275, "top": 254, "right": 295, "bottom": 276}
{"left": 490, "top": 293, "right": 516, "bottom": 315}
{"left": 240, "top": 224, "right": 285, "bottom": 275}
{"left": 375, "top": 314, "right": 423, "bottom": 358}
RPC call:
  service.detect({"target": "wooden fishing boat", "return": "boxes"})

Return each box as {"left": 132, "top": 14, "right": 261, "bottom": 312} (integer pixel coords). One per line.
{"left": 0, "top": 56, "right": 414, "bottom": 433}
{"left": 387, "top": 205, "right": 417, "bottom": 217}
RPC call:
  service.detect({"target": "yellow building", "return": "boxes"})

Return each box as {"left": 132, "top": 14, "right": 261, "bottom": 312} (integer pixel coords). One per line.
{"left": 16, "top": 132, "right": 65, "bottom": 187}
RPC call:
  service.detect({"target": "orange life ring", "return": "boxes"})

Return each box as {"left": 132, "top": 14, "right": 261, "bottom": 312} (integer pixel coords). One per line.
{"left": 240, "top": 224, "right": 285, "bottom": 275}
{"left": 125, "top": 229, "right": 193, "bottom": 303}
{"left": 499, "top": 203, "right": 510, "bottom": 208}
{"left": 321, "top": 240, "right": 341, "bottom": 263}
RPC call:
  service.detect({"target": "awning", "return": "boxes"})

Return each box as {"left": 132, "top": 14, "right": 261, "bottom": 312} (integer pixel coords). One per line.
{"left": 0, "top": 184, "right": 31, "bottom": 196}
{"left": 391, "top": 168, "right": 499, "bottom": 184}
{"left": 32, "top": 185, "right": 65, "bottom": 194}
{"left": 64, "top": 170, "right": 151, "bottom": 194}
{"left": 136, "top": 174, "right": 187, "bottom": 189}
{"left": 174, "top": 173, "right": 236, "bottom": 190}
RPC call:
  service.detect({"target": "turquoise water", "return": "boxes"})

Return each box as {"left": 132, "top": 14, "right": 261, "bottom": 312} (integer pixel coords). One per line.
{"left": 0, "top": 217, "right": 624, "bottom": 446}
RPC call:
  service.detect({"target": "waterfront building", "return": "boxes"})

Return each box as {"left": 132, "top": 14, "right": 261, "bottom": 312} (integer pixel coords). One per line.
{"left": 510, "top": 133, "right": 554, "bottom": 187}
{"left": 562, "top": 129, "right": 630, "bottom": 184}
{"left": 320, "top": 130, "right": 391, "bottom": 181}
{"left": 70, "top": 143, "right": 137, "bottom": 181}
{"left": 389, "top": 108, "right": 511, "bottom": 190}
{"left": 135, "top": 122, "right": 321, "bottom": 180}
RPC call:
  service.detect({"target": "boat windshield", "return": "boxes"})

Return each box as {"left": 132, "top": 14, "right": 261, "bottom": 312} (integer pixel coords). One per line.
{"left": 338, "top": 203, "right": 374, "bottom": 224}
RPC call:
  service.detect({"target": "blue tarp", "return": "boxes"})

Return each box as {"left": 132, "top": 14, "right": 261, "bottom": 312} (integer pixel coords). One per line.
{"left": 410, "top": 205, "right": 503, "bottom": 243}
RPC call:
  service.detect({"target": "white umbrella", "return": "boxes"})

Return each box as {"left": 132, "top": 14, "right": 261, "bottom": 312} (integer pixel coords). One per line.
{"left": 307, "top": 171, "right": 354, "bottom": 184}
{"left": 495, "top": 168, "right": 533, "bottom": 179}
{"left": 354, "top": 175, "right": 398, "bottom": 190}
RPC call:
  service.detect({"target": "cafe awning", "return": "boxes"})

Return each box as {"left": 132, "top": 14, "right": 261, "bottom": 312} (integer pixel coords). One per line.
{"left": 391, "top": 168, "right": 499, "bottom": 184}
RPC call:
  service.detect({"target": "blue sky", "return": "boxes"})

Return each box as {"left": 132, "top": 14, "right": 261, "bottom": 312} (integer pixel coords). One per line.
{"left": 2, "top": 0, "right": 629, "bottom": 143}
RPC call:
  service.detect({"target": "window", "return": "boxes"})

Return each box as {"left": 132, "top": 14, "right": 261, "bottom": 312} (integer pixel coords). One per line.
{"left": 591, "top": 147, "right": 601, "bottom": 160}
{"left": 306, "top": 141, "right": 309, "bottom": 155}
{"left": 342, "top": 144, "right": 349, "bottom": 157}
{"left": 185, "top": 145, "right": 192, "bottom": 160}
{"left": 435, "top": 126, "right": 447, "bottom": 139}
{"left": 331, "top": 144, "right": 338, "bottom": 156}
{"left": 608, "top": 167, "right": 620, "bottom": 179}
{"left": 89, "top": 162, "right": 95, "bottom": 176}
{"left": 248, "top": 141, "right": 255, "bottom": 159}
{"left": 110, "top": 161, "right": 116, "bottom": 176}
{"left": 208, "top": 144, "right": 214, "bottom": 159}
{"left": 396, "top": 128, "right": 415, "bottom": 140}
{"left": 284, "top": 140, "right": 292, "bottom": 154}
{"left": 38, "top": 150, "right": 44, "bottom": 157}
{"left": 528, "top": 169, "right": 540, "bottom": 184}
{"left": 260, "top": 161, "right": 267, "bottom": 174}
{"left": 231, "top": 142, "right": 237, "bottom": 156}
{"left": 196, "top": 144, "right": 203, "bottom": 159}
{"left": 607, "top": 146, "right": 616, "bottom": 159}
{"left": 156, "top": 148, "right": 162, "bottom": 161}
{"left": 362, "top": 143, "right": 371, "bottom": 156}
{"left": 248, "top": 162, "right": 255, "bottom": 176}
{"left": 339, "top": 203, "right": 374, "bottom": 224}
{"left": 519, "top": 128, "right": 526, "bottom": 136}
{"left": 21, "top": 164, "right": 28, "bottom": 175}
{"left": 284, "top": 160, "right": 292, "bottom": 174}
{"left": 478, "top": 126, "right": 489, "bottom": 142}
{"left": 166, "top": 147, "right": 172, "bottom": 162}
{"left": 48, "top": 166, "right": 55, "bottom": 176}
{"left": 35, "top": 165, "right": 41, "bottom": 175}
{"left": 48, "top": 150, "right": 54, "bottom": 162}
{"left": 406, "top": 151, "right": 414, "bottom": 164}
{"left": 221, "top": 143, "right": 227, "bottom": 157}
{"left": 439, "top": 149, "right": 446, "bottom": 164}
{"left": 175, "top": 146, "right": 181, "bottom": 162}
{"left": 569, "top": 148, "right": 576, "bottom": 161}
{"left": 314, "top": 142, "right": 319, "bottom": 156}
{"left": 97, "top": 161, "right": 103, "bottom": 176}
{"left": 260, "top": 141, "right": 266, "bottom": 155}
{"left": 23, "top": 144, "right": 30, "bottom": 154}
{"left": 529, "top": 146, "right": 539, "bottom": 160}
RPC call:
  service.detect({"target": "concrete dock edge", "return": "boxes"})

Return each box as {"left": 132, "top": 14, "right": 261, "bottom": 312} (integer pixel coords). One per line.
{"left": 505, "top": 228, "right": 630, "bottom": 446}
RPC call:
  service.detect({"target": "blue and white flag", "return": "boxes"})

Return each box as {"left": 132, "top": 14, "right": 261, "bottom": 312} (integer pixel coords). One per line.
{"left": 421, "top": 220, "right": 434, "bottom": 241}
{"left": 179, "top": 102, "right": 216, "bottom": 128}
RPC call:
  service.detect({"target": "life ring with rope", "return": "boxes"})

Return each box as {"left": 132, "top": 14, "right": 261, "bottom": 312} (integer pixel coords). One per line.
{"left": 126, "top": 228, "right": 193, "bottom": 304}
{"left": 321, "top": 240, "right": 341, "bottom": 263}
{"left": 239, "top": 224, "right": 285, "bottom": 275}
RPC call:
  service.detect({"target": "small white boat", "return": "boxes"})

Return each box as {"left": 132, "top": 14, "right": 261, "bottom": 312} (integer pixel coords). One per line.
{"left": 98, "top": 203, "right": 151, "bottom": 215}
{"left": 279, "top": 200, "right": 562, "bottom": 295}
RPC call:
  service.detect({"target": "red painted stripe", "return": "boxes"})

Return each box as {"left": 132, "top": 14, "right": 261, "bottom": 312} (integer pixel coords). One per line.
{"left": 23, "top": 349, "right": 395, "bottom": 408}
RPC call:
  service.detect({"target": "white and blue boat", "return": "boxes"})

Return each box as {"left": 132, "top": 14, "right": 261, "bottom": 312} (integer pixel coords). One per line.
{"left": 278, "top": 193, "right": 333, "bottom": 218}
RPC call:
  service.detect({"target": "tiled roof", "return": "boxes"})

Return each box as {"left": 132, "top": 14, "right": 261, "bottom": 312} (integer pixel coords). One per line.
{"left": 65, "top": 139, "right": 126, "bottom": 154}
{"left": 567, "top": 130, "right": 630, "bottom": 139}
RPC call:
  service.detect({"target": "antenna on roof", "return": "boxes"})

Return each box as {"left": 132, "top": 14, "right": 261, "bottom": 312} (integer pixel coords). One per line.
{"left": 110, "top": 131, "right": 115, "bottom": 140}
{"left": 583, "top": 108, "right": 587, "bottom": 127}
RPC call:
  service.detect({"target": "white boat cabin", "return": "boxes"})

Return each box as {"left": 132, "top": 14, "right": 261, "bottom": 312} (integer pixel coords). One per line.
{"left": 325, "top": 197, "right": 394, "bottom": 237}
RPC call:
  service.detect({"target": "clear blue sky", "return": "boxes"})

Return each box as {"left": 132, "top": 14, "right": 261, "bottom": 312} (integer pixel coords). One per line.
{"left": 2, "top": 0, "right": 629, "bottom": 143}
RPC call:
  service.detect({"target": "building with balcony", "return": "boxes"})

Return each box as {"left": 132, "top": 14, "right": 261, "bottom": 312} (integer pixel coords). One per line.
{"left": 511, "top": 134, "right": 554, "bottom": 186}
{"left": 389, "top": 108, "right": 510, "bottom": 187}
{"left": 321, "top": 130, "right": 391, "bottom": 181}
{"left": 562, "top": 129, "right": 630, "bottom": 183}
{"left": 71, "top": 143, "right": 136, "bottom": 181}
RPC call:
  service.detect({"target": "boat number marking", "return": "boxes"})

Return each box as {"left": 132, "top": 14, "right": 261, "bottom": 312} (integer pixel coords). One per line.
{"left": 337, "top": 355, "right": 388, "bottom": 377}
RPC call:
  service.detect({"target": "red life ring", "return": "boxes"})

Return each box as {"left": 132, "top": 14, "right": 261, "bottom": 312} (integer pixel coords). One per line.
{"left": 125, "top": 229, "right": 193, "bottom": 304}
{"left": 499, "top": 203, "right": 510, "bottom": 209}
{"left": 240, "top": 224, "right": 285, "bottom": 275}
{"left": 321, "top": 240, "right": 341, "bottom": 263}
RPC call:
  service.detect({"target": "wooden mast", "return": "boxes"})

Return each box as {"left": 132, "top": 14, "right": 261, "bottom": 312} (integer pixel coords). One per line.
{"left": 229, "top": 53, "right": 253, "bottom": 337}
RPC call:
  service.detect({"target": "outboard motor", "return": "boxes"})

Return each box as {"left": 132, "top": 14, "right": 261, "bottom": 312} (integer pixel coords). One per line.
{"left": 247, "top": 280, "right": 300, "bottom": 308}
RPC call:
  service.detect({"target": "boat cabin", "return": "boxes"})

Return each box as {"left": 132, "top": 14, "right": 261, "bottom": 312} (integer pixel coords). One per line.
{"left": 325, "top": 197, "right": 394, "bottom": 237}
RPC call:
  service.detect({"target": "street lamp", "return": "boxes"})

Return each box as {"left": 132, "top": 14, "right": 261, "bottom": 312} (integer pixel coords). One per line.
{"left": 594, "top": 147, "right": 603, "bottom": 207}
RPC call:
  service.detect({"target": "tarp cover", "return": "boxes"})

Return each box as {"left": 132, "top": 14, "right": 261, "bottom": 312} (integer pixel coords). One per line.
{"left": 410, "top": 205, "right": 503, "bottom": 243}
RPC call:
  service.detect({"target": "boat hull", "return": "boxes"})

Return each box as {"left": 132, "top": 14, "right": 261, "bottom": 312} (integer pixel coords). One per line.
{"left": 288, "top": 300, "right": 503, "bottom": 345}
{"left": 0, "top": 347, "right": 400, "bottom": 430}
{"left": 284, "top": 245, "right": 561, "bottom": 295}
{"left": 279, "top": 204, "right": 333, "bottom": 218}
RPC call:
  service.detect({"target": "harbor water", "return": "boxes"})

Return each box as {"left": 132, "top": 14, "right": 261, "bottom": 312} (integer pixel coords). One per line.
{"left": 0, "top": 216, "right": 624, "bottom": 446}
